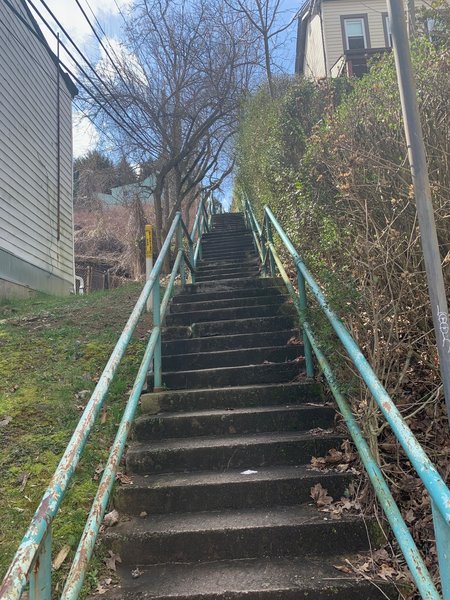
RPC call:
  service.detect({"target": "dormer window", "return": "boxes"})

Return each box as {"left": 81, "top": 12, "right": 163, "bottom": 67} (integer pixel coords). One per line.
{"left": 341, "top": 14, "right": 370, "bottom": 50}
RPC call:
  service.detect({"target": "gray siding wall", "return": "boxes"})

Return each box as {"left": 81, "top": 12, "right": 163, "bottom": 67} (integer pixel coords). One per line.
{"left": 0, "top": 0, "right": 74, "bottom": 295}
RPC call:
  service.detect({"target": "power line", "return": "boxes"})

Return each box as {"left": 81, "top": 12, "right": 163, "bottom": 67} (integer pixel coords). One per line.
{"left": 74, "top": 0, "right": 135, "bottom": 98}
{"left": 0, "top": 10, "right": 132, "bottom": 155}
{"left": 30, "top": 0, "right": 151, "bottom": 150}
{"left": 2, "top": 0, "right": 149, "bottom": 150}
{"left": 72, "top": 0, "right": 146, "bottom": 137}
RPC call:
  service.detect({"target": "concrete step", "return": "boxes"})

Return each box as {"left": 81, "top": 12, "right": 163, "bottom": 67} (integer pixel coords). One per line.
{"left": 173, "top": 284, "right": 284, "bottom": 304}
{"left": 190, "top": 315, "right": 296, "bottom": 337}
{"left": 196, "top": 271, "right": 261, "bottom": 283}
{"left": 161, "top": 316, "right": 297, "bottom": 342}
{"left": 162, "top": 344, "right": 302, "bottom": 371}
{"left": 141, "top": 381, "right": 322, "bottom": 413}
{"left": 162, "top": 330, "right": 299, "bottom": 355}
{"left": 202, "top": 233, "right": 254, "bottom": 243}
{"left": 102, "top": 556, "right": 394, "bottom": 599}
{"left": 103, "top": 504, "right": 375, "bottom": 565}
{"left": 114, "top": 465, "right": 349, "bottom": 515}
{"left": 177, "top": 276, "right": 283, "bottom": 296}
{"left": 196, "top": 257, "right": 260, "bottom": 270}
{"left": 133, "top": 404, "right": 334, "bottom": 440}
{"left": 195, "top": 265, "right": 260, "bottom": 278}
{"left": 126, "top": 430, "right": 342, "bottom": 474}
{"left": 201, "top": 241, "right": 255, "bottom": 253}
{"left": 168, "top": 294, "right": 286, "bottom": 314}
{"left": 152, "top": 360, "right": 304, "bottom": 390}
{"left": 201, "top": 250, "right": 258, "bottom": 262}
{"left": 165, "top": 303, "right": 292, "bottom": 327}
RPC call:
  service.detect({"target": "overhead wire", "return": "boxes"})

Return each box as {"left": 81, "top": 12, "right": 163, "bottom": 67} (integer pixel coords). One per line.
{"left": 0, "top": 11, "right": 128, "bottom": 162}
{"left": 2, "top": 0, "right": 150, "bottom": 151}
{"left": 30, "top": 0, "right": 152, "bottom": 150}
{"left": 73, "top": 0, "right": 137, "bottom": 99}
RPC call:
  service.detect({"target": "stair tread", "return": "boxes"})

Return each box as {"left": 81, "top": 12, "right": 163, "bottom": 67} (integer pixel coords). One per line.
{"left": 103, "top": 556, "right": 391, "bottom": 599}
{"left": 160, "top": 359, "right": 303, "bottom": 378}
{"left": 116, "top": 464, "right": 345, "bottom": 491}
{"left": 135, "top": 403, "right": 327, "bottom": 424}
{"left": 145, "top": 380, "right": 317, "bottom": 398}
{"left": 168, "top": 304, "right": 287, "bottom": 320}
{"left": 128, "top": 429, "right": 339, "bottom": 452}
{"left": 162, "top": 332, "right": 299, "bottom": 356}
{"left": 107, "top": 503, "right": 361, "bottom": 536}
{"left": 162, "top": 344, "right": 301, "bottom": 362}
{"left": 192, "top": 314, "right": 295, "bottom": 328}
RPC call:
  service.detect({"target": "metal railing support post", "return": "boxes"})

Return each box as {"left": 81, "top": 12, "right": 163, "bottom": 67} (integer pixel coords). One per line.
{"left": 432, "top": 501, "right": 450, "bottom": 600}
{"left": 266, "top": 219, "right": 276, "bottom": 276}
{"left": 196, "top": 215, "right": 203, "bottom": 261}
{"left": 260, "top": 223, "right": 268, "bottom": 277}
{"left": 176, "top": 221, "right": 186, "bottom": 288}
{"left": 152, "top": 280, "right": 162, "bottom": 390}
{"left": 297, "top": 266, "right": 314, "bottom": 378}
{"left": 189, "top": 239, "right": 195, "bottom": 284}
{"left": 29, "top": 527, "right": 52, "bottom": 600}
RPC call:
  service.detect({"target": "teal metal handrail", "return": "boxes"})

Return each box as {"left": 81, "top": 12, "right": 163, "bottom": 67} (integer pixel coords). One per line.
{"left": 243, "top": 197, "right": 450, "bottom": 600}
{"left": 0, "top": 195, "right": 213, "bottom": 600}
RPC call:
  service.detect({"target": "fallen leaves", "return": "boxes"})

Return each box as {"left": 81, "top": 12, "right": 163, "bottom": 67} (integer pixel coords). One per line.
{"left": 116, "top": 472, "right": 133, "bottom": 485}
{"left": 0, "top": 415, "right": 13, "bottom": 428}
{"left": 52, "top": 544, "right": 71, "bottom": 571}
{"left": 333, "top": 552, "right": 410, "bottom": 584}
{"left": 16, "top": 472, "right": 30, "bottom": 492}
{"left": 310, "top": 483, "right": 333, "bottom": 507}
{"left": 131, "top": 567, "right": 143, "bottom": 579}
{"left": 103, "top": 509, "right": 119, "bottom": 527}
{"left": 310, "top": 440, "right": 359, "bottom": 474}
{"left": 104, "top": 550, "right": 122, "bottom": 572}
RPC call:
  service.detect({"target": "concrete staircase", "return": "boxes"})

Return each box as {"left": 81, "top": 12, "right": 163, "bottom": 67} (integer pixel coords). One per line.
{"left": 103, "top": 213, "right": 392, "bottom": 599}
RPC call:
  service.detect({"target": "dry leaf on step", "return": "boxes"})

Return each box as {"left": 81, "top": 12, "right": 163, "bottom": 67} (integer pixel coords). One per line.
{"left": 103, "top": 509, "right": 119, "bottom": 527}
{"left": 310, "top": 483, "right": 333, "bottom": 507}
{"left": 333, "top": 564, "right": 353, "bottom": 574}
{"left": 104, "top": 550, "right": 122, "bottom": 572}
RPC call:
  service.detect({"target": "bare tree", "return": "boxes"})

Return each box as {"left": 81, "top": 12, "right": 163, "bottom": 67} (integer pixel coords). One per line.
{"left": 224, "top": 0, "right": 296, "bottom": 99}
{"left": 81, "top": 0, "right": 257, "bottom": 254}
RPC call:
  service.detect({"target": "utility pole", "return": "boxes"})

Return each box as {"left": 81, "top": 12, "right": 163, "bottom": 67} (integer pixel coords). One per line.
{"left": 387, "top": 0, "right": 450, "bottom": 425}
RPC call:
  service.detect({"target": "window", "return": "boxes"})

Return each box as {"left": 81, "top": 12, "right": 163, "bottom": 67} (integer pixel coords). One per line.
{"left": 382, "top": 13, "right": 392, "bottom": 47}
{"left": 341, "top": 14, "right": 370, "bottom": 51}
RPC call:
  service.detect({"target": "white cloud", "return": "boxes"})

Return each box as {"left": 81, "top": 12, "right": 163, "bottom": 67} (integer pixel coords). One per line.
{"left": 29, "top": 0, "right": 133, "bottom": 157}
{"left": 72, "top": 110, "right": 99, "bottom": 158}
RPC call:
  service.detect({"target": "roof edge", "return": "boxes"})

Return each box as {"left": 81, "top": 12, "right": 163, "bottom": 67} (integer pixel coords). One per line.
{"left": 19, "top": 0, "right": 78, "bottom": 98}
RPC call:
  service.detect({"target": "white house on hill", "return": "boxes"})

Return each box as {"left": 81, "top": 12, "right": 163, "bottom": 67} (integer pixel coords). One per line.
{"left": 295, "top": 0, "right": 428, "bottom": 79}
{"left": 0, "top": 0, "right": 77, "bottom": 298}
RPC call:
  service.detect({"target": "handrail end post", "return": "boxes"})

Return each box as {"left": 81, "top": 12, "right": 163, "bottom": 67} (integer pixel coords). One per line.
{"left": 29, "top": 525, "right": 52, "bottom": 600}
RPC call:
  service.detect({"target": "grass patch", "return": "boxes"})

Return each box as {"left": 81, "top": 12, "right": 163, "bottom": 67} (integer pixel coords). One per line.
{"left": 0, "top": 283, "right": 152, "bottom": 595}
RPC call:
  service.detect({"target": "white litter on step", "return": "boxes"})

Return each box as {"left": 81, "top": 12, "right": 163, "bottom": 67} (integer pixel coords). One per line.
{"left": 241, "top": 470, "right": 258, "bottom": 475}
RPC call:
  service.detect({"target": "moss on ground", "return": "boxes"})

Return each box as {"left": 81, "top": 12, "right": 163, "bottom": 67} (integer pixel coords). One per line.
{"left": 0, "top": 283, "right": 151, "bottom": 595}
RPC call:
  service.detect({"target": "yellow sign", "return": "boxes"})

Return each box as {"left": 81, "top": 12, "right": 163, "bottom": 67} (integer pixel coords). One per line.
{"left": 145, "top": 225, "right": 153, "bottom": 258}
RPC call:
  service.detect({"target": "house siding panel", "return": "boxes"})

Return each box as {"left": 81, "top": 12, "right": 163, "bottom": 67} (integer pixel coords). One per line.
{"left": 322, "top": 0, "right": 389, "bottom": 74}
{"left": 0, "top": 0, "right": 75, "bottom": 294}
{"left": 303, "top": 14, "right": 327, "bottom": 79}
{"left": 321, "top": 0, "right": 427, "bottom": 75}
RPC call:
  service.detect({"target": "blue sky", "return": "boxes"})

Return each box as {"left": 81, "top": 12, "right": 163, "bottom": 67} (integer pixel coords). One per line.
{"left": 31, "top": 0, "right": 305, "bottom": 205}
